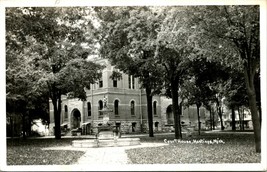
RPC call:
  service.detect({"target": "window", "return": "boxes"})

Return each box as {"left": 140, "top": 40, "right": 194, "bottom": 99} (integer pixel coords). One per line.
{"left": 98, "top": 100, "right": 103, "bottom": 116}
{"left": 128, "top": 75, "right": 135, "bottom": 89}
{"left": 153, "top": 101, "right": 157, "bottom": 116}
{"left": 128, "top": 75, "right": 131, "bottom": 89}
{"left": 87, "top": 102, "right": 91, "bottom": 116}
{"left": 99, "top": 80, "right": 103, "bottom": 88}
{"left": 131, "top": 101, "right": 135, "bottom": 116}
{"left": 64, "top": 105, "right": 68, "bottom": 119}
{"left": 114, "top": 100, "right": 119, "bottom": 116}
{"left": 132, "top": 77, "right": 135, "bottom": 89}
{"left": 113, "top": 79, "right": 117, "bottom": 87}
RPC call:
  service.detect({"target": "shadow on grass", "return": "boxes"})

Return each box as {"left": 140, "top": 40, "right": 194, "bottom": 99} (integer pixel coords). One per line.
{"left": 7, "top": 138, "right": 87, "bottom": 165}
{"left": 126, "top": 132, "right": 261, "bottom": 164}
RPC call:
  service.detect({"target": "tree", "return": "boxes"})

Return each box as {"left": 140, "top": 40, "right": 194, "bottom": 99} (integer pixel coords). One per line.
{"left": 189, "top": 6, "right": 261, "bottom": 152}
{"left": 180, "top": 56, "right": 228, "bottom": 134}
{"left": 180, "top": 79, "right": 203, "bottom": 135}
{"left": 155, "top": 7, "right": 194, "bottom": 139}
{"left": 6, "top": 35, "right": 49, "bottom": 138}
{"left": 6, "top": 7, "right": 103, "bottom": 139}
{"left": 96, "top": 7, "right": 165, "bottom": 137}
{"left": 224, "top": 68, "right": 248, "bottom": 131}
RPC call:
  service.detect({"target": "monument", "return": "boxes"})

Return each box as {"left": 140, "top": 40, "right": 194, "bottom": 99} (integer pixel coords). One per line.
{"left": 96, "top": 96, "right": 116, "bottom": 144}
{"left": 72, "top": 96, "right": 140, "bottom": 148}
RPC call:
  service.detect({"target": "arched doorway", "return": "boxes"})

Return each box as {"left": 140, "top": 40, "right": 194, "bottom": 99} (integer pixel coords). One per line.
{"left": 166, "top": 105, "right": 173, "bottom": 124}
{"left": 71, "top": 109, "right": 81, "bottom": 129}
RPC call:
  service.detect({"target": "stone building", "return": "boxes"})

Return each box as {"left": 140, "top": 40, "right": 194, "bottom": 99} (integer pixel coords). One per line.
{"left": 49, "top": 58, "right": 162, "bottom": 135}
{"left": 48, "top": 58, "right": 208, "bottom": 135}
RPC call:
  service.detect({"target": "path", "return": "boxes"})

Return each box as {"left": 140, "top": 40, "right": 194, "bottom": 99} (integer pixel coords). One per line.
{"left": 42, "top": 142, "right": 167, "bottom": 165}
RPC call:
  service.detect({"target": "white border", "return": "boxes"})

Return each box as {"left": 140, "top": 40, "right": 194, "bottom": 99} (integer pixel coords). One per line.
{"left": 1, "top": 0, "right": 266, "bottom": 171}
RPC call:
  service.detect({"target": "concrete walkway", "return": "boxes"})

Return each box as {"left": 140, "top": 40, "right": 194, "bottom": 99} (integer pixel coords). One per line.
{"left": 42, "top": 142, "right": 168, "bottom": 165}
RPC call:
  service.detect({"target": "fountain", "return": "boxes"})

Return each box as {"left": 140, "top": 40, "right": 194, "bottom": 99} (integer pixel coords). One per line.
{"left": 96, "top": 96, "right": 116, "bottom": 146}
{"left": 72, "top": 96, "right": 140, "bottom": 148}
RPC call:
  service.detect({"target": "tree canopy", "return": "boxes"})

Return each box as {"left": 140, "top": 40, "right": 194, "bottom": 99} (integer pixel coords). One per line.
{"left": 96, "top": 6, "right": 165, "bottom": 137}
{"left": 5, "top": 6, "right": 262, "bottom": 153}
{"left": 6, "top": 7, "right": 103, "bottom": 139}
{"left": 188, "top": 5, "right": 261, "bottom": 152}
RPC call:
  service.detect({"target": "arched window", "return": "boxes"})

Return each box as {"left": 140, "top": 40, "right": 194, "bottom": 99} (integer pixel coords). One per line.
{"left": 114, "top": 100, "right": 119, "bottom": 116}
{"left": 130, "top": 101, "right": 135, "bottom": 116}
{"left": 87, "top": 102, "right": 91, "bottom": 116}
{"left": 64, "top": 105, "right": 68, "bottom": 119}
{"left": 99, "top": 100, "right": 103, "bottom": 116}
{"left": 153, "top": 101, "right": 157, "bottom": 116}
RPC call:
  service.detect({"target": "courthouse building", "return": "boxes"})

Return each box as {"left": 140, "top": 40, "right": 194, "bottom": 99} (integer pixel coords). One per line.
{"left": 48, "top": 58, "right": 208, "bottom": 135}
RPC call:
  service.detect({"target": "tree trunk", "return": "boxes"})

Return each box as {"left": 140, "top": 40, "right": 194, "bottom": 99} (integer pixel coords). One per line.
{"left": 28, "top": 113, "right": 32, "bottom": 136}
{"left": 171, "top": 81, "right": 182, "bottom": 139}
{"left": 244, "top": 68, "right": 261, "bottom": 153}
{"left": 53, "top": 99, "right": 61, "bottom": 139}
{"left": 247, "top": 92, "right": 261, "bottom": 152}
{"left": 212, "top": 107, "right": 215, "bottom": 130}
{"left": 145, "top": 87, "right": 154, "bottom": 137}
{"left": 197, "top": 104, "right": 201, "bottom": 135}
{"left": 238, "top": 107, "right": 242, "bottom": 130}
{"left": 209, "top": 107, "right": 212, "bottom": 130}
{"left": 52, "top": 88, "right": 62, "bottom": 139}
{"left": 10, "top": 116, "right": 13, "bottom": 139}
{"left": 259, "top": 106, "right": 261, "bottom": 128}
{"left": 22, "top": 113, "right": 26, "bottom": 139}
{"left": 242, "top": 108, "right": 245, "bottom": 130}
{"left": 217, "top": 105, "right": 224, "bottom": 130}
{"left": 231, "top": 107, "right": 236, "bottom": 131}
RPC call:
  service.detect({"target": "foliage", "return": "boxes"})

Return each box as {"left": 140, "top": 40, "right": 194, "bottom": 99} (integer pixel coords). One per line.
{"left": 154, "top": 7, "right": 196, "bottom": 139}
{"left": 96, "top": 7, "right": 166, "bottom": 137}
{"left": 98, "top": 6, "right": 165, "bottom": 93}
{"left": 188, "top": 5, "right": 261, "bottom": 152}
{"left": 224, "top": 70, "right": 248, "bottom": 109}
{"left": 6, "top": 7, "right": 103, "bottom": 139}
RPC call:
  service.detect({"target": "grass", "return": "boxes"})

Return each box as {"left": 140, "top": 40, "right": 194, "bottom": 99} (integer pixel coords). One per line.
{"left": 7, "top": 138, "right": 86, "bottom": 165}
{"left": 126, "top": 132, "right": 261, "bottom": 164}
{"left": 7, "top": 132, "right": 261, "bottom": 165}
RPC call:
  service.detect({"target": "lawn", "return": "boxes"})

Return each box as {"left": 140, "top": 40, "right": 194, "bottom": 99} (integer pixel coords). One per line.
{"left": 7, "top": 138, "right": 86, "bottom": 165}
{"left": 126, "top": 132, "right": 261, "bottom": 164}
{"left": 6, "top": 132, "right": 261, "bottom": 165}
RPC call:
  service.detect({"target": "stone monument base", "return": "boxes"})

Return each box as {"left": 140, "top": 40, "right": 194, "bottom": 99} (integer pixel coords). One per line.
{"left": 72, "top": 138, "right": 140, "bottom": 148}
{"left": 72, "top": 139, "right": 98, "bottom": 148}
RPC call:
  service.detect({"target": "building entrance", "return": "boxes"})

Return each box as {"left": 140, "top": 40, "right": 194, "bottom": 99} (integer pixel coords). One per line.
{"left": 71, "top": 109, "right": 81, "bottom": 129}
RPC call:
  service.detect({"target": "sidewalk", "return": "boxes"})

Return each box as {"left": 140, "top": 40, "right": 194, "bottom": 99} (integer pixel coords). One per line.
{"left": 42, "top": 142, "right": 168, "bottom": 165}
{"left": 204, "top": 130, "right": 254, "bottom": 134}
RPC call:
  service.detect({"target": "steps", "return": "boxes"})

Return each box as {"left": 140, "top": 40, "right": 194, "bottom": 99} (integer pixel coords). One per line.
{"left": 72, "top": 138, "right": 141, "bottom": 148}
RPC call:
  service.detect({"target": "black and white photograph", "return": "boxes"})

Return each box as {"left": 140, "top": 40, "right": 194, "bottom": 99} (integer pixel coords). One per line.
{"left": 1, "top": 0, "right": 266, "bottom": 171}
